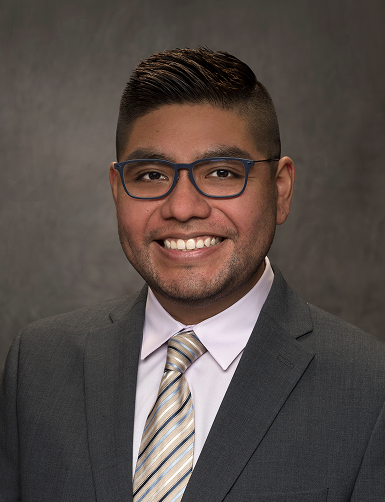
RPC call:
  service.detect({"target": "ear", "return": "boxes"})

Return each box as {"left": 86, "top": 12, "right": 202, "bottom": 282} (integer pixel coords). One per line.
{"left": 275, "top": 156, "right": 295, "bottom": 225}
{"left": 109, "top": 162, "right": 119, "bottom": 205}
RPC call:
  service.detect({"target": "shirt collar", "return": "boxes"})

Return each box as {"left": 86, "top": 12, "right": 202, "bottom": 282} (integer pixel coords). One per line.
{"left": 141, "top": 257, "right": 274, "bottom": 370}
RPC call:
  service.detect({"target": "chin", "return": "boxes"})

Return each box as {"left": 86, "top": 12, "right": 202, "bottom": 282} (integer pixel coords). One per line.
{"left": 147, "top": 274, "right": 219, "bottom": 305}
{"left": 146, "top": 266, "right": 258, "bottom": 308}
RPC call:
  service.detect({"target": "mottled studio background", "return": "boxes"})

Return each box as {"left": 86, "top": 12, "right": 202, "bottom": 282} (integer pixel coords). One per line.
{"left": 1, "top": 0, "right": 384, "bottom": 371}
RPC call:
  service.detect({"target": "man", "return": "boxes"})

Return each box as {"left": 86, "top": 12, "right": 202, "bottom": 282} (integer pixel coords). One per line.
{"left": 1, "top": 48, "right": 384, "bottom": 501}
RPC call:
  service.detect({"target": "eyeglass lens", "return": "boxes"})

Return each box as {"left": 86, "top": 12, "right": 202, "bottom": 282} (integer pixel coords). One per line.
{"left": 123, "top": 159, "right": 246, "bottom": 198}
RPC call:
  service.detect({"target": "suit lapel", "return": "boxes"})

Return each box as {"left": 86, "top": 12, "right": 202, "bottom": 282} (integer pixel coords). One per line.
{"left": 84, "top": 288, "right": 147, "bottom": 502}
{"left": 182, "top": 268, "right": 315, "bottom": 502}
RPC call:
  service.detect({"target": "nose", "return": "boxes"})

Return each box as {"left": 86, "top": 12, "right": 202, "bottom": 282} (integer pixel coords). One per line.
{"left": 160, "top": 169, "right": 212, "bottom": 221}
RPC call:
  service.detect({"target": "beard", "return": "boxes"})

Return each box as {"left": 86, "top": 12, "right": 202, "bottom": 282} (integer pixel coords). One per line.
{"left": 117, "top": 217, "right": 276, "bottom": 309}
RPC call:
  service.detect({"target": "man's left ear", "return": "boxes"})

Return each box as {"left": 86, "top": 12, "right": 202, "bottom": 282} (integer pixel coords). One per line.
{"left": 275, "top": 156, "right": 295, "bottom": 225}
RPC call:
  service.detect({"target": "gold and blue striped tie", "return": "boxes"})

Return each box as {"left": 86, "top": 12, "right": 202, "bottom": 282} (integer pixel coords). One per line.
{"left": 133, "top": 331, "right": 206, "bottom": 502}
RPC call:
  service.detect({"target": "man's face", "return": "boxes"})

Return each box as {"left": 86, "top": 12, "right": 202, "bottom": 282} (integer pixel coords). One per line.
{"left": 109, "top": 104, "right": 294, "bottom": 321}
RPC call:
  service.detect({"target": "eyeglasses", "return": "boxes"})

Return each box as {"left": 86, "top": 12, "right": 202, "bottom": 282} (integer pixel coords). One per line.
{"left": 113, "top": 157, "right": 279, "bottom": 200}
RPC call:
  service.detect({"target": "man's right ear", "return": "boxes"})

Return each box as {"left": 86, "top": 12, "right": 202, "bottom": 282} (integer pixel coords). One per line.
{"left": 109, "top": 162, "right": 119, "bottom": 204}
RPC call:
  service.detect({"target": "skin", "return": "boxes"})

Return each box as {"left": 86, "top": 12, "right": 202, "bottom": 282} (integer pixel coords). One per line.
{"left": 109, "top": 104, "right": 295, "bottom": 324}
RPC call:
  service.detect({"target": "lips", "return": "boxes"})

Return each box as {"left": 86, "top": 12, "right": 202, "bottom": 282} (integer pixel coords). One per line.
{"left": 163, "top": 236, "right": 223, "bottom": 251}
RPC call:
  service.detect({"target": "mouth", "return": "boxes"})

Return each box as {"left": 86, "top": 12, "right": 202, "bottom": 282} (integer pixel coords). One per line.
{"left": 162, "top": 236, "right": 223, "bottom": 252}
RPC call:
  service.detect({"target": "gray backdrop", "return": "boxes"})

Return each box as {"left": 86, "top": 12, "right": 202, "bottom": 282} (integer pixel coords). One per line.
{"left": 1, "top": 0, "right": 384, "bottom": 371}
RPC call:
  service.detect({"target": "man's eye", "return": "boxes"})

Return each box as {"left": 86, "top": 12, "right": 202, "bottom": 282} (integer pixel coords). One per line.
{"left": 140, "top": 171, "right": 168, "bottom": 181}
{"left": 208, "top": 169, "right": 234, "bottom": 178}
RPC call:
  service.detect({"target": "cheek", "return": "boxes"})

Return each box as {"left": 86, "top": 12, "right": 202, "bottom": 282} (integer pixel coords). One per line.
{"left": 116, "top": 199, "right": 158, "bottom": 244}
{"left": 116, "top": 203, "right": 141, "bottom": 240}
{"left": 237, "top": 193, "right": 277, "bottom": 238}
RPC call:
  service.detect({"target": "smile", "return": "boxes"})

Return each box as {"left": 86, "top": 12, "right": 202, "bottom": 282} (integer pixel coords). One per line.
{"left": 163, "top": 236, "right": 223, "bottom": 251}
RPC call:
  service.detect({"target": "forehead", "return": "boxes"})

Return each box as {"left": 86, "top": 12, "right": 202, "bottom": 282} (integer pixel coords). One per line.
{"left": 121, "top": 103, "right": 260, "bottom": 163}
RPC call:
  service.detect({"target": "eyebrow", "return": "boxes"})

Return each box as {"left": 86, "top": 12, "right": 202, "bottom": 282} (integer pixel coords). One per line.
{"left": 122, "top": 148, "right": 170, "bottom": 162}
{"left": 121, "top": 145, "right": 255, "bottom": 163}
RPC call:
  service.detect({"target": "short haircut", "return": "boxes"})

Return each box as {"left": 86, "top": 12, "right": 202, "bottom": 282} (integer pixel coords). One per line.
{"left": 116, "top": 48, "right": 281, "bottom": 167}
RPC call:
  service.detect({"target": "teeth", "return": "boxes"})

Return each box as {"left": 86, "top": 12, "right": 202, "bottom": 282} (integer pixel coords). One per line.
{"left": 186, "top": 239, "right": 195, "bottom": 250}
{"left": 163, "top": 236, "right": 223, "bottom": 251}
{"left": 177, "top": 239, "right": 186, "bottom": 250}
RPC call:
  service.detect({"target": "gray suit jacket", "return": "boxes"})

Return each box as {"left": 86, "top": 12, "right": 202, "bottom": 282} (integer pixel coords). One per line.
{"left": 1, "top": 267, "right": 385, "bottom": 501}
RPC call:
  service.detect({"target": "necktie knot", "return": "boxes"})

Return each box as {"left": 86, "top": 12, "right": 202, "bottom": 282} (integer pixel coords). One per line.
{"left": 165, "top": 330, "right": 206, "bottom": 374}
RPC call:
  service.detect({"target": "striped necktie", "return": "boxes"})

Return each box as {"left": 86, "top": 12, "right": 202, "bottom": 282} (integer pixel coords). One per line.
{"left": 133, "top": 330, "right": 207, "bottom": 502}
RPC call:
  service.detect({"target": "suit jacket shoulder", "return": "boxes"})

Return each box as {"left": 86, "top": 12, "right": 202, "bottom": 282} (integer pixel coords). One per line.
{"left": 12, "top": 286, "right": 148, "bottom": 357}
{"left": 19, "top": 286, "right": 147, "bottom": 336}
{"left": 265, "top": 265, "right": 385, "bottom": 371}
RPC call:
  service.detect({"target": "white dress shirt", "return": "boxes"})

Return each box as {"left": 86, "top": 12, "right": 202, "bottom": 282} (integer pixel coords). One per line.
{"left": 132, "top": 257, "right": 274, "bottom": 475}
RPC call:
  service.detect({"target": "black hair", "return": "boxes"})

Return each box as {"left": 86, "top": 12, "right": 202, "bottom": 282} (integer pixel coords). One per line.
{"left": 116, "top": 48, "right": 280, "bottom": 166}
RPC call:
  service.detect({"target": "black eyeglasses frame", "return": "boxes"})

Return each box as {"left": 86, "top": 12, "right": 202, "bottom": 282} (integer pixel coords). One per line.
{"left": 113, "top": 157, "right": 280, "bottom": 200}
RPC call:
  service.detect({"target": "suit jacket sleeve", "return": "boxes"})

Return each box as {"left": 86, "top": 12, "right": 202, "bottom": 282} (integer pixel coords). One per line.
{"left": 350, "top": 391, "right": 385, "bottom": 500}
{"left": 0, "top": 334, "right": 22, "bottom": 501}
